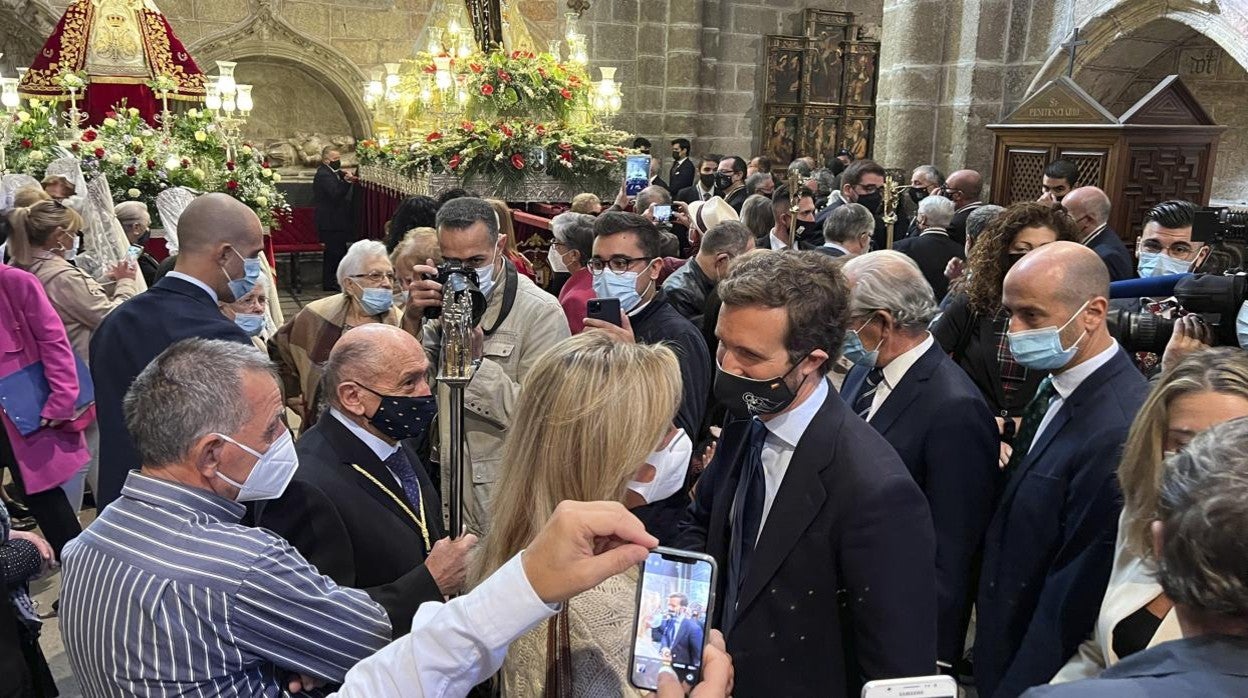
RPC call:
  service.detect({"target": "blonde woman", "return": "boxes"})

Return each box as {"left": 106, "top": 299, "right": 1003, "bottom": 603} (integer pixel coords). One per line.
{"left": 476, "top": 331, "right": 682, "bottom": 697}
{"left": 1052, "top": 346, "right": 1248, "bottom": 682}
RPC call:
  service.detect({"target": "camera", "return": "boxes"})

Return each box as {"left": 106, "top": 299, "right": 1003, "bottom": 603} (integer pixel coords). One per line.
{"left": 1109, "top": 273, "right": 1247, "bottom": 353}
{"left": 1106, "top": 309, "right": 1174, "bottom": 356}
{"left": 1192, "top": 207, "right": 1248, "bottom": 275}
{"left": 422, "top": 263, "right": 486, "bottom": 322}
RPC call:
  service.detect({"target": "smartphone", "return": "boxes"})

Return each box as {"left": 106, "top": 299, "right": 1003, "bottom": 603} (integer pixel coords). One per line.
{"left": 126, "top": 244, "right": 143, "bottom": 261}
{"left": 625, "top": 154, "right": 651, "bottom": 197}
{"left": 629, "top": 547, "right": 717, "bottom": 691}
{"left": 861, "top": 676, "right": 958, "bottom": 698}
{"left": 653, "top": 204, "right": 672, "bottom": 223}
{"left": 586, "top": 297, "right": 622, "bottom": 327}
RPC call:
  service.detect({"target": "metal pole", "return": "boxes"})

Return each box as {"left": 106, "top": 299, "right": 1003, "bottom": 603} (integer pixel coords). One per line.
{"left": 447, "top": 382, "right": 466, "bottom": 536}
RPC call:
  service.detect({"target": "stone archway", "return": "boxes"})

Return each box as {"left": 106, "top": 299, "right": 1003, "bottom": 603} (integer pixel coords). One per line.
{"left": 0, "top": 0, "right": 62, "bottom": 75}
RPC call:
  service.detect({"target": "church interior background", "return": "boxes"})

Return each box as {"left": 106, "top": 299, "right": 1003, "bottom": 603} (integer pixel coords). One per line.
{"left": 1, "top": 0, "right": 1246, "bottom": 200}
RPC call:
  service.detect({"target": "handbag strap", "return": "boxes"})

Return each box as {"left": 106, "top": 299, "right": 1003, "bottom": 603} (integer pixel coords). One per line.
{"left": 543, "top": 606, "right": 573, "bottom": 698}
{"left": 952, "top": 308, "right": 979, "bottom": 366}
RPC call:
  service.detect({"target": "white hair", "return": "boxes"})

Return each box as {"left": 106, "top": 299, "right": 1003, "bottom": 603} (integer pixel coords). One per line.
{"left": 337, "top": 239, "right": 391, "bottom": 289}
{"left": 917, "top": 195, "right": 956, "bottom": 228}
{"left": 843, "top": 250, "right": 938, "bottom": 331}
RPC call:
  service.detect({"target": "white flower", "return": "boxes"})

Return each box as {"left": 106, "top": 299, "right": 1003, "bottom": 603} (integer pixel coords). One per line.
{"left": 102, "top": 117, "right": 117, "bottom": 127}
{"left": 108, "top": 153, "right": 124, "bottom": 164}
{"left": 255, "top": 196, "right": 268, "bottom": 207}
{"left": 192, "top": 168, "right": 205, "bottom": 179}
{"left": 141, "top": 129, "right": 154, "bottom": 138}
{"left": 187, "top": 108, "right": 199, "bottom": 118}
{"left": 242, "top": 145, "right": 253, "bottom": 155}
{"left": 127, "top": 188, "right": 141, "bottom": 198}
{"left": 260, "top": 168, "right": 272, "bottom": 179}
{"left": 128, "top": 107, "right": 140, "bottom": 117}
{"left": 272, "top": 173, "right": 282, "bottom": 183}
{"left": 27, "top": 150, "right": 44, "bottom": 162}
{"left": 16, "top": 111, "right": 30, "bottom": 122}
{"left": 194, "top": 130, "right": 207, "bottom": 142}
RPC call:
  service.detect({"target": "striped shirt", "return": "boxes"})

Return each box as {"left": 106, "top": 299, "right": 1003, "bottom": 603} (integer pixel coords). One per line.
{"left": 61, "top": 471, "right": 392, "bottom": 697}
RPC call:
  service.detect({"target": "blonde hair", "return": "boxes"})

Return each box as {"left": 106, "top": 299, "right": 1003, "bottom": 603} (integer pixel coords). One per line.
{"left": 474, "top": 331, "right": 682, "bottom": 581}
{"left": 1118, "top": 347, "right": 1248, "bottom": 558}
{"left": 13, "top": 186, "right": 51, "bottom": 208}
{"left": 486, "top": 199, "right": 523, "bottom": 259}
{"left": 7, "top": 200, "right": 83, "bottom": 267}
{"left": 390, "top": 226, "right": 441, "bottom": 279}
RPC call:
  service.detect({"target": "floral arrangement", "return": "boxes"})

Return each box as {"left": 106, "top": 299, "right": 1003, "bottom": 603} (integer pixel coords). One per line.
{"left": 146, "top": 74, "right": 179, "bottom": 94}
{"left": 2, "top": 99, "right": 61, "bottom": 173}
{"left": 56, "top": 71, "right": 87, "bottom": 91}
{"left": 456, "top": 50, "right": 588, "bottom": 121}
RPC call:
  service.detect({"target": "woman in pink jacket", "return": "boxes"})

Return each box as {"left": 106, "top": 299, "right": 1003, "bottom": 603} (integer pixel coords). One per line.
{"left": 0, "top": 260, "right": 89, "bottom": 558}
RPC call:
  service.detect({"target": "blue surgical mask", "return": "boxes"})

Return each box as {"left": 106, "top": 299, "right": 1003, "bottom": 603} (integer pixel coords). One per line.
{"left": 841, "top": 316, "right": 882, "bottom": 367}
{"left": 592, "top": 267, "right": 652, "bottom": 314}
{"left": 224, "top": 248, "right": 263, "bottom": 300}
{"left": 233, "top": 312, "right": 266, "bottom": 337}
{"left": 1237, "top": 301, "right": 1248, "bottom": 349}
{"left": 1006, "top": 301, "right": 1089, "bottom": 371}
{"left": 1137, "top": 250, "right": 1192, "bottom": 278}
{"left": 356, "top": 286, "right": 394, "bottom": 315}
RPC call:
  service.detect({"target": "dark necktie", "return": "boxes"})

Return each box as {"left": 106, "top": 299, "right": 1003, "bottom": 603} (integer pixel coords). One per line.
{"left": 852, "top": 368, "right": 885, "bottom": 420}
{"left": 724, "top": 419, "right": 768, "bottom": 633}
{"left": 1005, "top": 376, "right": 1056, "bottom": 472}
{"left": 384, "top": 448, "right": 424, "bottom": 519}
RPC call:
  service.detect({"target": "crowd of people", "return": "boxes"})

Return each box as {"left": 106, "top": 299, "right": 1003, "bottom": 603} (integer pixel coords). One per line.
{"left": 1, "top": 138, "right": 1246, "bottom": 698}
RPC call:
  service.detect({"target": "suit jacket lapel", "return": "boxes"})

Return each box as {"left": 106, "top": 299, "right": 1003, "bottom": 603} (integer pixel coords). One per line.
{"left": 734, "top": 397, "right": 836, "bottom": 615}
{"left": 870, "top": 344, "right": 940, "bottom": 435}
{"left": 321, "top": 416, "right": 425, "bottom": 538}
{"left": 841, "top": 365, "right": 867, "bottom": 405}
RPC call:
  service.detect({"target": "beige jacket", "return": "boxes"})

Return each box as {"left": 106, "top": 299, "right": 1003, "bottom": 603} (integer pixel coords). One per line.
{"left": 1050, "top": 510, "right": 1182, "bottom": 683}
{"left": 423, "top": 266, "right": 570, "bottom": 535}
{"left": 22, "top": 253, "right": 140, "bottom": 359}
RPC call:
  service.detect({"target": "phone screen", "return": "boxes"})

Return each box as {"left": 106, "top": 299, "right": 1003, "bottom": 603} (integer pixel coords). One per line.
{"left": 630, "top": 548, "right": 716, "bottom": 691}
{"left": 653, "top": 204, "right": 672, "bottom": 222}
{"left": 625, "top": 155, "right": 651, "bottom": 197}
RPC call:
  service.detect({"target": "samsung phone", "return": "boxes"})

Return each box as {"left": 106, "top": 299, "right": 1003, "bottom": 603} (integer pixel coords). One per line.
{"left": 625, "top": 154, "right": 651, "bottom": 197}
{"left": 861, "top": 676, "right": 958, "bottom": 698}
{"left": 586, "top": 297, "right": 622, "bottom": 327}
{"left": 629, "top": 547, "right": 717, "bottom": 691}
{"left": 653, "top": 204, "right": 672, "bottom": 222}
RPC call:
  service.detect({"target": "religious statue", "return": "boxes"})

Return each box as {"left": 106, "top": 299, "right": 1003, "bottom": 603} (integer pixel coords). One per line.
{"left": 18, "top": 0, "right": 205, "bottom": 125}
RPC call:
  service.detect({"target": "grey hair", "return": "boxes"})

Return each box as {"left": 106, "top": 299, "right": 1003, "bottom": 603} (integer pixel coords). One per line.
{"left": 966, "top": 204, "right": 1005, "bottom": 242}
{"left": 551, "top": 211, "right": 595, "bottom": 264}
{"left": 321, "top": 145, "right": 338, "bottom": 160}
{"left": 436, "top": 196, "right": 500, "bottom": 242}
{"left": 843, "top": 250, "right": 938, "bottom": 331}
{"left": 912, "top": 165, "right": 944, "bottom": 188}
{"left": 809, "top": 168, "right": 837, "bottom": 197}
{"left": 739, "top": 194, "right": 775, "bottom": 238}
{"left": 745, "top": 172, "right": 773, "bottom": 195}
{"left": 1156, "top": 416, "right": 1248, "bottom": 618}
{"left": 824, "top": 202, "right": 875, "bottom": 244}
{"left": 701, "top": 220, "right": 754, "bottom": 257}
{"left": 337, "top": 239, "right": 391, "bottom": 289}
{"left": 787, "top": 159, "right": 813, "bottom": 178}
{"left": 114, "top": 201, "right": 150, "bottom": 229}
{"left": 636, "top": 185, "right": 671, "bottom": 215}
{"left": 124, "top": 339, "right": 277, "bottom": 467}
{"left": 917, "top": 195, "right": 956, "bottom": 228}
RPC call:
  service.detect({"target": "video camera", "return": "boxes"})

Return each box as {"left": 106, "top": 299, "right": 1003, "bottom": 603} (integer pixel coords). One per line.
{"left": 1192, "top": 206, "right": 1248, "bottom": 275}
{"left": 421, "top": 262, "right": 486, "bottom": 323}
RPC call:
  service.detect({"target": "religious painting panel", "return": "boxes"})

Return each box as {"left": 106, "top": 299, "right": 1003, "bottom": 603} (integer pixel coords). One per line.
{"left": 800, "top": 106, "right": 840, "bottom": 165}
{"left": 842, "top": 42, "right": 879, "bottom": 107}
{"left": 801, "top": 11, "right": 850, "bottom": 104}
{"left": 803, "top": 9, "right": 853, "bottom": 41}
{"left": 766, "top": 36, "right": 806, "bottom": 104}
{"left": 1002, "top": 147, "right": 1049, "bottom": 204}
{"left": 839, "top": 108, "right": 873, "bottom": 160}
{"left": 761, "top": 106, "right": 801, "bottom": 166}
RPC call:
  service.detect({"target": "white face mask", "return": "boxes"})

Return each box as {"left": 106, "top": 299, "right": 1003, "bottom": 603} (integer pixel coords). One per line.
{"left": 628, "top": 429, "right": 694, "bottom": 504}
{"left": 212, "top": 429, "right": 299, "bottom": 502}
{"left": 548, "top": 244, "right": 569, "bottom": 273}
{"left": 476, "top": 252, "right": 499, "bottom": 298}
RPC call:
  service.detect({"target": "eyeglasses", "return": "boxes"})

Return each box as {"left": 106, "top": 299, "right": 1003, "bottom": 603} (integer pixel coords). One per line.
{"left": 349, "top": 271, "right": 397, "bottom": 283}
{"left": 587, "top": 256, "right": 652, "bottom": 274}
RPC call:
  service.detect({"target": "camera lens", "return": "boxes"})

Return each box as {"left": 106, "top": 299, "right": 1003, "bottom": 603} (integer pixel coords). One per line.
{"left": 1106, "top": 308, "right": 1174, "bottom": 356}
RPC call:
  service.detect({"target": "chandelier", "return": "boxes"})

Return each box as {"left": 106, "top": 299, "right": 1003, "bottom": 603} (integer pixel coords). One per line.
{"left": 203, "top": 61, "right": 254, "bottom": 161}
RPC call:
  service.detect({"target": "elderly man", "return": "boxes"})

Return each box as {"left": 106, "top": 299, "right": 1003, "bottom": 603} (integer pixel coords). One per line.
{"left": 663, "top": 220, "right": 754, "bottom": 327}
{"left": 817, "top": 202, "right": 874, "bottom": 258}
{"left": 62, "top": 339, "right": 391, "bottom": 695}
{"left": 405, "top": 197, "right": 569, "bottom": 535}
{"left": 1062, "top": 187, "right": 1134, "bottom": 281}
{"left": 941, "top": 169, "right": 985, "bottom": 247}
{"left": 839, "top": 251, "right": 998, "bottom": 671}
{"left": 894, "top": 195, "right": 964, "bottom": 301}
{"left": 747, "top": 155, "right": 774, "bottom": 177}
{"left": 744, "top": 171, "right": 775, "bottom": 198}
{"left": 1024, "top": 417, "right": 1248, "bottom": 697}
{"left": 254, "top": 325, "right": 476, "bottom": 636}
{"left": 975, "top": 242, "right": 1149, "bottom": 698}
{"left": 114, "top": 200, "right": 159, "bottom": 286}
{"left": 903, "top": 165, "right": 945, "bottom": 238}
{"left": 315, "top": 145, "right": 357, "bottom": 292}
{"left": 90, "top": 193, "right": 257, "bottom": 510}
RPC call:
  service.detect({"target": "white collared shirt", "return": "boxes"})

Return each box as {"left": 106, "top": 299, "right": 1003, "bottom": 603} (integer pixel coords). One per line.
{"left": 330, "top": 408, "right": 400, "bottom": 461}
{"left": 1031, "top": 340, "right": 1120, "bottom": 449}
{"left": 767, "top": 232, "right": 788, "bottom": 250}
{"left": 165, "top": 271, "right": 218, "bottom": 304}
{"left": 919, "top": 227, "right": 950, "bottom": 238}
{"left": 822, "top": 242, "right": 851, "bottom": 255}
{"left": 865, "top": 333, "right": 935, "bottom": 421}
{"left": 757, "top": 378, "right": 830, "bottom": 535}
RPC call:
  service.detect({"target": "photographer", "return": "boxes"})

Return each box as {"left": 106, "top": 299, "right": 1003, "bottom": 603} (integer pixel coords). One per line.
{"left": 403, "top": 197, "right": 570, "bottom": 535}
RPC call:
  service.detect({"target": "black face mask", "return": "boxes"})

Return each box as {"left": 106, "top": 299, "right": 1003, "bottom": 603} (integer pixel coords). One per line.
{"left": 672, "top": 151, "right": 682, "bottom": 160}
{"left": 908, "top": 188, "right": 926, "bottom": 205}
{"left": 1004, "top": 252, "right": 1026, "bottom": 273}
{"left": 856, "top": 190, "right": 883, "bottom": 214}
{"left": 357, "top": 383, "right": 437, "bottom": 441}
{"left": 794, "top": 220, "right": 817, "bottom": 242}
{"left": 699, "top": 173, "right": 715, "bottom": 188}
{"left": 329, "top": 160, "right": 342, "bottom": 170}
{"left": 714, "top": 172, "right": 734, "bottom": 192}
{"left": 713, "top": 354, "right": 810, "bottom": 419}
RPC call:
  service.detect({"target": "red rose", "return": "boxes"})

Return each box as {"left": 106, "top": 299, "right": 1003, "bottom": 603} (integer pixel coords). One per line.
{"left": 538, "top": 68, "right": 548, "bottom": 78}
{"left": 559, "top": 151, "right": 572, "bottom": 162}
{"left": 497, "top": 70, "right": 511, "bottom": 83}
{"left": 20, "top": 139, "right": 32, "bottom": 149}
{"left": 181, "top": 159, "right": 190, "bottom": 168}
{"left": 422, "top": 64, "right": 436, "bottom": 74}
{"left": 511, "top": 50, "right": 521, "bottom": 59}
{"left": 94, "top": 147, "right": 105, "bottom": 158}
{"left": 469, "top": 63, "right": 483, "bottom": 74}
{"left": 510, "top": 153, "right": 525, "bottom": 170}
{"left": 81, "top": 129, "right": 97, "bottom": 142}
{"left": 448, "top": 154, "right": 462, "bottom": 169}
{"left": 126, "top": 166, "right": 137, "bottom": 176}
{"left": 535, "top": 124, "right": 546, "bottom": 135}
{"left": 226, "top": 161, "right": 236, "bottom": 171}
{"left": 426, "top": 132, "right": 442, "bottom": 142}
{"left": 560, "top": 88, "right": 572, "bottom": 100}
{"left": 146, "top": 159, "right": 156, "bottom": 170}
{"left": 262, "top": 162, "right": 270, "bottom": 169}
{"left": 460, "top": 120, "right": 474, "bottom": 132}
{"left": 226, "top": 180, "right": 238, "bottom": 191}
{"left": 105, "top": 111, "right": 117, "bottom": 119}
{"left": 500, "top": 123, "right": 513, "bottom": 138}
{"left": 480, "top": 83, "right": 494, "bottom": 96}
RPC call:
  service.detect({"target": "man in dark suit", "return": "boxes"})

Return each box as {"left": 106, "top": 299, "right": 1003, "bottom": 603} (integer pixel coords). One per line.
{"left": 941, "top": 169, "right": 984, "bottom": 247}
{"left": 667, "top": 596, "right": 705, "bottom": 670}
{"left": 899, "top": 165, "right": 946, "bottom": 240}
{"left": 817, "top": 202, "right": 874, "bottom": 258}
{"left": 89, "top": 194, "right": 259, "bottom": 510}
{"left": 1062, "top": 186, "right": 1135, "bottom": 281}
{"left": 675, "top": 156, "right": 719, "bottom": 205}
{"left": 757, "top": 186, "right": 818, "bottom": 251}
{"left": 976, "top": 242, "right": 1150, "bottom": 698}
{"left": 714, "top": 156, "right": 749, "bottom": 212}
{"left": 252, "top": 324, "right": 476, "bottom": 635}
{"left": 314, "top": 145, "right": 356, "bottom": 292}
{"left": 840, "top": 251, "right": 999, "bottom": 672}
{"left": 669, "top": 139, "right": 695, "bottom": 194}
{"left": 814, "top": 159, "right": 887, "bottom": 250}
{"left": 1024, "top": 418, "right": 1248, "bottom": 697}
{"left": 894, "top": 195, "right": 965, "bottom": 302}
{"left": 679, "top": 250, "right": 937, "bottom": 697}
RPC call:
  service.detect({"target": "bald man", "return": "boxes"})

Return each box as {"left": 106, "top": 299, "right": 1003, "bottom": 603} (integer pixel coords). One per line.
{"left": 1061, "top": 186, "right": 1135, "bottom": 281}
{"left": 253, "top": 324, "right": 475, "bottom": 636}
{"left": 974, "top": 242, "right": 1149, "bottom": 698}
{"left": 90, "top": 194, "right": 262, "bottom": 510}
{"left": 942, "top": 169, "right": 984, "bottom": 247}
